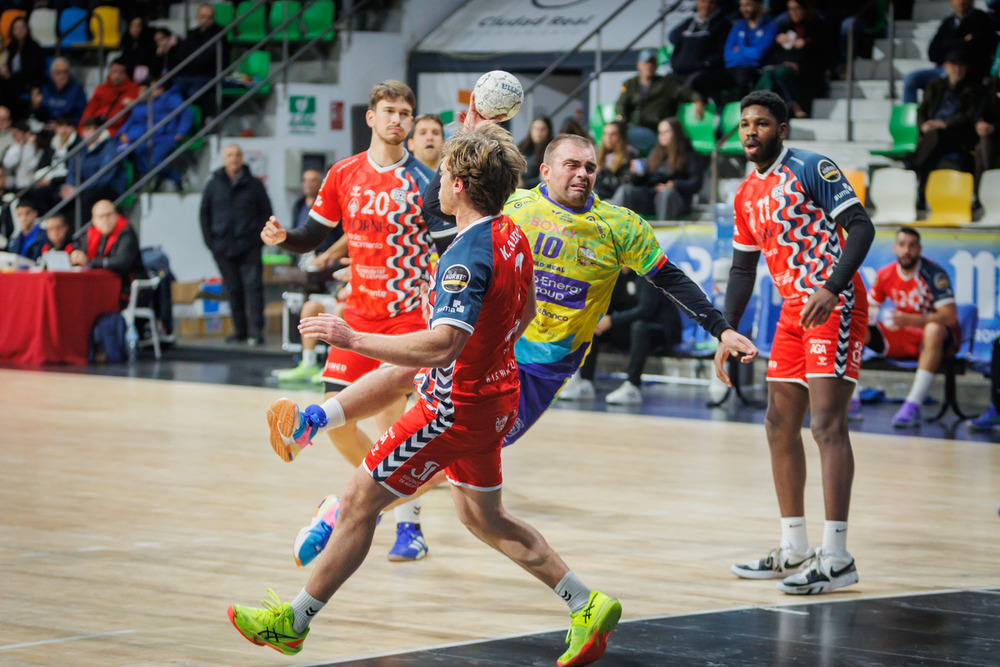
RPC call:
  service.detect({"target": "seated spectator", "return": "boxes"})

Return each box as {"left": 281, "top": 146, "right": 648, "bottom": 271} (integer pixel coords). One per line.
{"left": 33, "top": 116, "right": 79, "bottom": 197}
{"left": 902, "top": 0, "right": 996, "bottom": 104}
{"left": 616, "top": 49, "right": 703, "bottom": 151}
{"left": 517, "top": 116, "right": 552, "bottom": 189}
{"left": 62, "top": 117, "right": 128, "bottom": 221}
{"left": 119, "top": 16, "right": 158, "bottom": 84}
{"left": 558, "top": 268, "right": 683, "bottom": 404}
{"left": 174, "top": 3, "right": 229, "bottom": 115}
{"left": 0, "top": 105, "right": 12, "bottom": 162}
{"left": 594, "top": 121, "right": 639, "bottom": 200}
{"left": 1, "top": 121, "right": 42, "bottom": 190}
{"left": 79, "top": 60, "right": 140, "bottom": 137}
{"left": 0, "top": 165, "right": 13, "bottom": 245}
{"left": 610, "top": 117, "right": 703, "bottom": 220}
{"left": 151, "top": 27, "right": 182, "bottom": 80}
{"left": 406, "top": 113, "right": 444, "bottom": 171}
{"left": 865, "top": 227, "right": 960, "bottom": 428}
{"left": 754, "top": 0, "right": 833, "bottom": 118}
{"left": 559, "top": 117, "right": 589, "bottom": 138}
{"left": 119, "top": 78, "right": 193, "bottom": 192}
{"left": 974, "top": 62, "right": 1000, "bottom": 200}
{"left": 0, "top": 16, "right": 45, "bottom": 120}
{"left": 724, "top": 0, "right": 779, "bottom": 97}
{"left": 40, "top": 212, "right": 73, "bottom": 253}
{"left": 669, "top": 0, "right": 732, "bottom": 104}
{"left": 911, "top": 50, "right": 979, "bottom": 209}
{"left": 7, "top": 196, "right": 45, "bottom": 261}
{"left": 70, "top": 199, "right": 145, "bottom": 299}
{"left": 30, "top": 58, "right": 88, "bottom": 129}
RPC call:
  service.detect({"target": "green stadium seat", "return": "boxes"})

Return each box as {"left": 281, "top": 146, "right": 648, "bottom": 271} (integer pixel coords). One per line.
{"left": 223, "top": 50, "right": 271, "bottom": 97}
{"left": 214, "top": 2, "right": 234, "bottom": 29}
{"left": 232, "top": 1, "right": 267, "bottom": 43}
{"left": 589, "top": 102, "right": 616, "bottom": 142}
{"left": 656, "top": 43, "right": 673, "bottom": 66}
{"left": 870, "top": 103, "right": 918, "bottom": 159}
{"left": 303, "top": 0, "right": 335, "bottom": 41}
{"left": 269, "top": 1, "right": 303, "bottom": 42}
{"left": 679, "top": 102, "right": 717, "bottom": 155}
{"left": 718, "top": 101, "right": 744, "bottom": 156}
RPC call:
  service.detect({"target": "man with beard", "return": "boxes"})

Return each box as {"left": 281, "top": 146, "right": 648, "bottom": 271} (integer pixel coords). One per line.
{"left": 260, "top": 80, "right": 448, "bottom": 564}
{"left": 715, "top": 90, "right": 875, "bottom": 595}
{"left": 865, "top": 227, "right": 959, "bottom": 428}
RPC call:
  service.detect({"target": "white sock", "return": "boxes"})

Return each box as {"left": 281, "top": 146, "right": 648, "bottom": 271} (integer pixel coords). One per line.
{"left": 302, "top": 348, "right": 317, "bottom": 367}
{"left": 318, "top": 397, "right": 346, "bottom": 431}
{"left": 290, "top": 588, "right": 325, "bottom": 634}
{"left": 394, "top": 499, "right": 421, "bottom": 525}
{"left": 906, "top": 369, "right": 934, "bottom": 405}
{"left": 780, "top": 516, "right": 810, "bottom": 555}
{"left": 554, "top": 571, "right": 592, "bottom": 613}
{"left": 822, "top": 520, "right": 849, "bottom": 559}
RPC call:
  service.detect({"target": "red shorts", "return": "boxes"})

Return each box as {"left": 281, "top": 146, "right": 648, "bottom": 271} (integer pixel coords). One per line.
{"left": 363, "top": 395, "right": 519, "bottom": 497}
{"left": 320, "top": 308, "right": 427, "bottom": 388}
{"left": 767, "top": 300, "right": 868, "bottom": 385}
{"left": 875, "top": 322, "right": 960, "bottom": 360}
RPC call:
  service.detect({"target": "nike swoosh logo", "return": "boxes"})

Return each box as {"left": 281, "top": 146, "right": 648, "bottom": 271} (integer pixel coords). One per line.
{"left": 835, "top": 528, "right": 846, "bottom": 533}
{"left": 788, "top": 523, "right": 803, "bottom": 528}
{"left": 830, "top": 560, "right": 854, "bottom": 578}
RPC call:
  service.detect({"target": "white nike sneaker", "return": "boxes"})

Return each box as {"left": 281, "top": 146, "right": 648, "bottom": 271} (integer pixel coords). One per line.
{"left": 731, "top": 546, "right": 815, "bottom": 580}
{"left": 605, "top": 381, "right": 642, "bottom": 405}
{"left": 777, "top": 549, "right": 858, "bottom": 595}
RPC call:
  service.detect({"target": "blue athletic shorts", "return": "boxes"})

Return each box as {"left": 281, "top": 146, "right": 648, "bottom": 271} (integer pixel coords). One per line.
{"left": 503, "top": 368, "right": 570, "bottom": 447}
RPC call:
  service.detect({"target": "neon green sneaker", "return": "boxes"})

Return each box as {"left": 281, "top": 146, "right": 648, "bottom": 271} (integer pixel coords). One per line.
{"left": 557, "top": 591, "right": 621, "bottom": 667}
{"left": 227, "top": 589, "right": 309, "bottom": 655}
{"left": 273, "top": 361, "right": 321, "bottom": 382}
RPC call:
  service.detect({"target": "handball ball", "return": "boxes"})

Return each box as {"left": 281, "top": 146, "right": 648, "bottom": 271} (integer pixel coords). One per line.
{"left": 472, "top": 70, "right": 524, "bottom": 122}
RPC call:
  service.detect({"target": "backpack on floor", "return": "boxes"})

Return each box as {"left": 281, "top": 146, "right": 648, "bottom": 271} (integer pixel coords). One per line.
{"left": 89, "top": 312, "right": 127, "bottom": 363}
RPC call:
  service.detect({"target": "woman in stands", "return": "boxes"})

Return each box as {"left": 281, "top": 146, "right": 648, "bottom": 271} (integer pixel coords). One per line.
{"left": 0, "top": 16, "right": 46, "bottom": 120}
{"left": 594, "top": 120, "right": 639, "bottom": 200}
{"left": 754, "top": 0, "right": 833, "bottom": 118}
{"left": 610, "top": 116, "right": 702, "bottom": 220}
{"left": 517, "top": 115, "right": 552, "bottom": 189}
{"left": 120, "top": 16, "right": 158, "bottom": 85}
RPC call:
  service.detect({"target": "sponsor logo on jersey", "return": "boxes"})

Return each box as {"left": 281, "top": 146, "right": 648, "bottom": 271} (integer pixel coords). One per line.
{"left": 818, "top": 159, "right": 841, "bottom": 182}
{"left": 535, "top": 270, "right": 589, "bottom": 309}
{"left": 410, "top": 461, "right": 440, "bottom": 481}
{"left": 495, "top": 415, "right": 509, "bottom": 432}
{"left": 441, "top": 264, "right": 471, "bottom": 292}
{"left": 577, "top": 246, "right": 596, "bottom": 265}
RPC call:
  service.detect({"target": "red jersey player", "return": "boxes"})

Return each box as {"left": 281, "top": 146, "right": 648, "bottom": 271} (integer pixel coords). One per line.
{"left": 231, "top": 124, "right": 622, "bottom": 667}
{"left": 261, "top": 80, "right": 451, "bottom": 563}
{"left": 715, "top": 91, "right": 876, "bottom": 595}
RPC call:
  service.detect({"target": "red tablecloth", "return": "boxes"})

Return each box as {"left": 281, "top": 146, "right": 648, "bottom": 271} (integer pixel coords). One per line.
{"left": 0, "top": 270, "right": 121, "bottom": 364}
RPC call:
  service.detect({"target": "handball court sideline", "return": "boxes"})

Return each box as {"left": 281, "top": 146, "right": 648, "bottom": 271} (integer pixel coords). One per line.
{"left": 1, "top": 360, "right": 998, "bottom": 666}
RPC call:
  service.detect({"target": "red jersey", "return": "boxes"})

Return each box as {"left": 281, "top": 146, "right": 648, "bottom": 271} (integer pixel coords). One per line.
{"left": 310, "top": 150, "right": 437, "bottom": 320}
{"left": 416, "top": 214, "right": 533, "bottom": 410}
{"left": 733, "top": 147, "right": 866, "bottom": 306}
{"left": 868, "top": 258, "right": 955, "bottom": 315}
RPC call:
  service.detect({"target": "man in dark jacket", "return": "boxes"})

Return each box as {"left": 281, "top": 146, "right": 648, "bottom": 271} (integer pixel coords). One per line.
{"left": 668, "top": 0, "right": 732, "bottom": 103}
{"left": 70, "top": 199, "right": 145, "bottom": 301}
{"left": 200, "top": 143, "right": 273, "bottom": 345}
{"left": 902, "top": 0, "right": 997, "bottom": 103}
{"left": 174, "top": 3, "right": 229, "bottom": 115}
{"left": 616, "top": 49, "right": 703, "bottom": 151}
{"left": 62, "top": 117, "right": 128, "bottom": 226}
{"left": 912, "top": 49, "right": 980, "bottom": 206}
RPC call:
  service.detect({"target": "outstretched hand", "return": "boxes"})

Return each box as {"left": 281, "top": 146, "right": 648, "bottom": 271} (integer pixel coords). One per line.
{"left": 713, "top": 329, "right": 759, "bottom": 386}
{"left": 299, "top": 312, "right": 358, "bottom": 349}
{"left": 261, "top": 216, "right": 287, "bottom": 246}
{"left": 460, "top": 92, "right": 505, "bottom": 130}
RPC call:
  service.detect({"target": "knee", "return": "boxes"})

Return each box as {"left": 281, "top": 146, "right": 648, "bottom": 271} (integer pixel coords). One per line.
{"left": 923, "top": 321, "right": 945, "bottom": 342}
{"left": 809, "top": 411, "right": 849, "bottom": 448}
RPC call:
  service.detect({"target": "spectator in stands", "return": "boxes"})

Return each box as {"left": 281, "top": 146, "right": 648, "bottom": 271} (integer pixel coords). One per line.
{"left": 616, "top": 48, "right": 703, "bottom": 151}
{"left": 79, "top": 60, "right": 140, "bottom": 137}
{"left": 594, "top": 120, "right": 640, "bottom": 200}
{"left": 41, "top": 212, "right": 73, "bottom": 253}
{"left": 559, "top": 267, "right": 683, "bottom": 404}
{"left": 0, "top": 165, "right": 13, "bottom": 246}
{"left": 200, "top": 144, "right": 273, "bottom": 346}
{"left": 1, "top": 121, "right": 42, "bottom": 190}
{"left": 174, "top": 3, "right": 229, "bottom": 116}
{"left": 610, "top": 117, "right": 703, "bottom": 220}
{"left": 517, "top": 116, "right": 552, "bottom": 189}
{"left": 754, "top": 0, "right": 832, "bottom": 118}
{"left": 62, "top": 117, "right": 128, "bottom": 220}
{"left": 407, "top": 113, "right": 444, "bottom": 171}
{"left": 30, "top": 58, "right": 87, "bottom": 128}
{"left": 911, "top": 50, "right": 979, "bottom": 209}
{"left": 558, "top": 117, "right": 589, "bottom": 137}
{"left": 974, "top": 67, "right": 1000, "bottom": 202}
{"left": 33, "top": 116, "right": 79, "bottom": 197}
{"left": 902, "top": 0, "right": 996, "bottom": 104}
{"left": 865, "top": 227, "right": 960, "bottom": 428}
{"left": 669, "top": 0, "right": 733, "bottom": 104}
{"left": 0, "top": 16, "right": 45, "bottom": 120}
{"left": 0, "top": 105, "right": 12, "bottom": 162}
{"left": 823, "top": 0, "right": 888, "bottom": 72}
{"left": 8, "top": 196, "right": 45, "bottom": 261}
{"left": 292, "top": 167, "right": 341, "bottom": 257}
{"left": 120, "top": 16, "right": 158, "bottom": 84}
{"left": 70, "top": 199, "right": 145, "bottom": 298}
{"left": 723, "top": 0, "right": 780, "bottom": 97}
{"left": 119, "top": 78, "right": 194, "bottom": 192}
{"left": 152, "top": 27, "right": 182, "bottom": 80}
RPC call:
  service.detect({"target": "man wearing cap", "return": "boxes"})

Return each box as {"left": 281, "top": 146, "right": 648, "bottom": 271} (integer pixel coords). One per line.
{"left": 616, "top": 48, "right": 703, "bottom": 150}
{"left": 911, "top": 49, "right": 980, "bottom": 208}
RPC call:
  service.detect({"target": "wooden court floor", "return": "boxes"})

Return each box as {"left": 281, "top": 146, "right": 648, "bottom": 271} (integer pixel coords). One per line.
{"left": 2, "top": 368, "right": 998, "bottom": 666}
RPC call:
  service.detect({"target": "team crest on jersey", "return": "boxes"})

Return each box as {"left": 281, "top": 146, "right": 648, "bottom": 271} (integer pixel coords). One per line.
{"left": 817, "top": 159, "right": 841, "bottom": 182}
{"left": 348, "top": 185, "right": 362, "bottom": 216}
{"left": 391, "top": 187, "right": 408, "bottom": 203}
{"left": 495, "top": 414, "right": 509, "bottom": 432}
{"left": 441, "top": 264, "right": 471, "bottom": 292}
{"left": 771, "top": 185, "right": 783, "bottom": 200}
{"left": 934, "top": 272, "right": 949, "bottom": 290}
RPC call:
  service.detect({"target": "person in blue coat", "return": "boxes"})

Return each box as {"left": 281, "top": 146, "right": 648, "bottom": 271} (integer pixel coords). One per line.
{"left": 30, "top": 58, "right": 88, "bottom": 128}
{"left": 724, "top": 0, "right": 780, "bottom": 97}
{"left": 62, "top": 117, "right": 127, "bottom": 224}
{"left": 118, "top": 79, "right": 194, "bottom": 191}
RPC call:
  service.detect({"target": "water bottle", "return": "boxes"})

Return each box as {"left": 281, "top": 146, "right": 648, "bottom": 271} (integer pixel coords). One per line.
{"left": 126, "top": 324, "right": 138, "bottom": 363}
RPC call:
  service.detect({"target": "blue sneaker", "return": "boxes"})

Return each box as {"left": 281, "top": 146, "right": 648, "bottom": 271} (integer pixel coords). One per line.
{"left": 388, "top": 522, "right": 428, "bottom": 561}
{"left": 969, "top": 404, "right": 1000, "bottom": 432}
{"left": 293, "top": 495, "right": 339, "bottom": 567}
{"left": 267, "top": 398, "right": 328, "bottom": 462}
